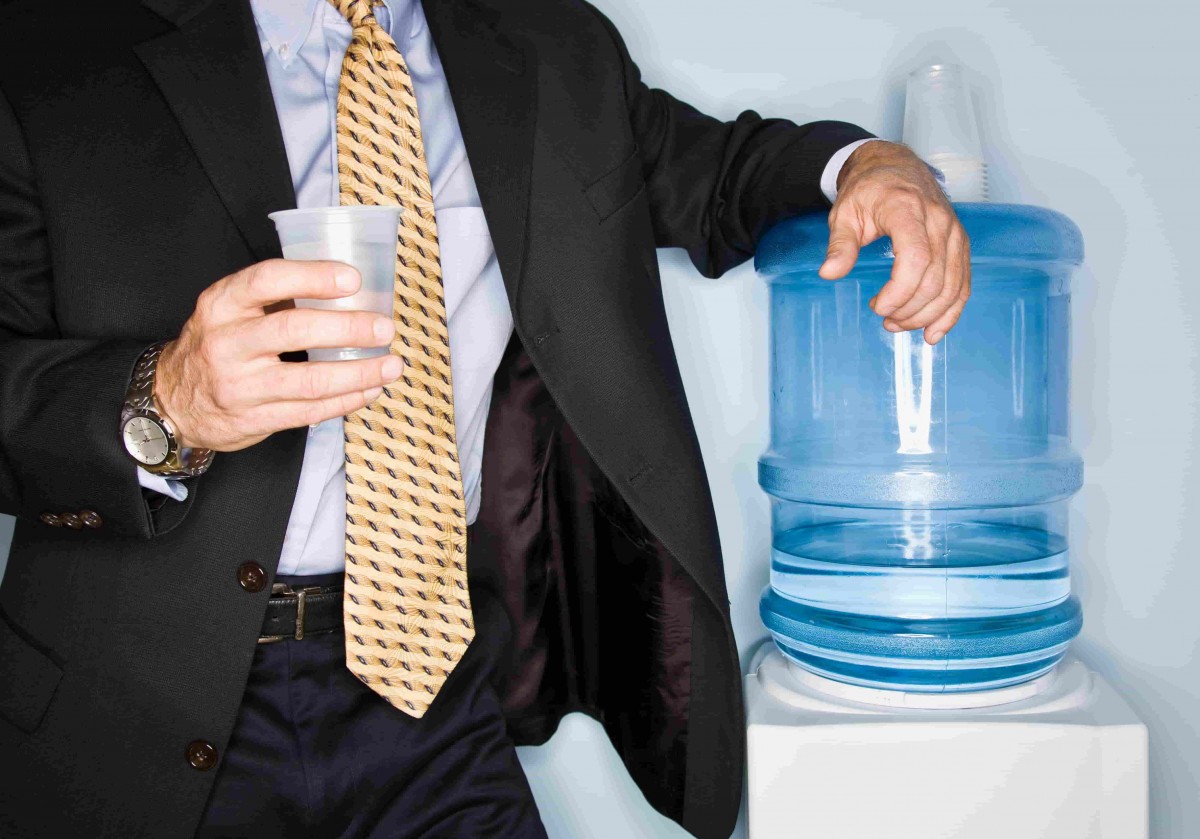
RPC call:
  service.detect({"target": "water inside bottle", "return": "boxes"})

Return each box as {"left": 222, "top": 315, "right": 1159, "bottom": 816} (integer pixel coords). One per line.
{"left": 771, "top": 520, "right": 1069, "bottom": 620}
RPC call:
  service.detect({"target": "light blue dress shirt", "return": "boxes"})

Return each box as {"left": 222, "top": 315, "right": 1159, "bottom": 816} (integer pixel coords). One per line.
{"left": 141, "top": 0, "right": 867, "bottom": 577}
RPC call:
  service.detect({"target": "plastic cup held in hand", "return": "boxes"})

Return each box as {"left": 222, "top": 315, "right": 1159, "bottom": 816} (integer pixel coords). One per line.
{"left": 269, "top": 206, "right": 400, "bottom": 361}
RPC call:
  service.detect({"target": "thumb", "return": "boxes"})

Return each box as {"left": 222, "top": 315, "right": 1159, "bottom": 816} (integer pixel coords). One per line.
{"left": 819, "top": 215, "right": 862, "bottom": 280}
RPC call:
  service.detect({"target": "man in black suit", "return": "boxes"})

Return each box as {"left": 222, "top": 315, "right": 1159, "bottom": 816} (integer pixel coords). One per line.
{"left": 0, "top": 0, "right": 968, "bottom": 836}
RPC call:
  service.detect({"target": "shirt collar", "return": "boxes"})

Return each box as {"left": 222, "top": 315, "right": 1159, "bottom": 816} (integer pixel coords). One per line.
{"left": 250, "top": 0, "right": 321, "bottom": 64}
{"left": 374, "top": 0, "right": 420, "bottom": 45}
{"left": 251, "top": 0, "right": 422, "bottom": 63}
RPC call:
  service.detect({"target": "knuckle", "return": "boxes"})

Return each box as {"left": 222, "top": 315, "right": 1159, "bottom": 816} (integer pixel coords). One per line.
{"left": 350, "top": 360, "right": 371, "bottom": 390}
{"left": 353, "top": 311, "right": 379, "bottom": 344}
{"left": 923, "top": 269, "right": 947, "bottom": 292}
{"left": 363, "top": 359, "right": 385, "bottom": 389}
{"left": 913, "top": 287, "right": 939, "bottom": 308}
{"left": 301, "top": 366, "right": 329, "bottom": 400}
{"left": 195, "top": 286, "right": 221, "bottom": 322}
{"left": 279, "top": 308, "right": 306, "bottom": 345}
{"left": 895, "top": 185, "right": 926, "bottom": 208}
{"left": 247, "top": 261, "right": 281, "bottom": 299}
{"left": 211, "top": 376, "right": 236, "bottom": 410}
{"left": 201, "top": 332, "right": 229, "bottom": 364}
{"left": 904, "top": 245, "right": 932, "bottom": 270}
{"left": 301, "top": 401, "right": 331, "bottom": 426}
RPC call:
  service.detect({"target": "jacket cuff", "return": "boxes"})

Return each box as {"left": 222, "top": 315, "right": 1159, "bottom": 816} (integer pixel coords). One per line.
{"left": 10, "top": 340, "right": 194, "bottom": 538}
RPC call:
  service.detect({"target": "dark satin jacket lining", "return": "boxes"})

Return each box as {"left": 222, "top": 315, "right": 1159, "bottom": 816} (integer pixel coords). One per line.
{"left": 467, "top": 334, "right": 695, "bottom": 818}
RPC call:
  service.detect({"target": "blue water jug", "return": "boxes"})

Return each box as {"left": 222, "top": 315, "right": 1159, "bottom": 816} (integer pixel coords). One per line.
{"left": 755, "top": 203, "right": 1084, "bottom": 693}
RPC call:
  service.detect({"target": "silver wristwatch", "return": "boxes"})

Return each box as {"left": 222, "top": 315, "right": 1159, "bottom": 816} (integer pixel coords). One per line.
{"left": 120, "top": 342, "right": 214, "bottom": 478}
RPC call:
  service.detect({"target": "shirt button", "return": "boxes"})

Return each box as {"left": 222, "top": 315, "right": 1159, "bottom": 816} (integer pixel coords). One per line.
{"left": 40, "top": 512, "right": 63, "bottom": 527}
{"left": 80, "top": 510, "right": 104, "bottom": 529}
{"left": 237, "top": 562, "right": 268, "bottom": 594}
{"left": 185, "top": 740, "right": 218, "bottom": 771}
{"left": 278, "top": 42, "right": 290, "bottom": 60}
{"left": 60, "top": 512, "right": 83, "bottom": 530}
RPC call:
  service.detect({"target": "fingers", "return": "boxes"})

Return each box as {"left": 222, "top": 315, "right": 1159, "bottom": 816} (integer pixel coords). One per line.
{"left": 881, "top": 214, "right": 950, "bottom": 326}
{"left": 819, "top": 209, "right": 865, "bottom": 280}
{"left": 253, "top": 388, "right": 388, "bottom": 432}
{"left": 241, "top": 307, "right": 395, "bottom": 356}
{"left": 214, "top": 259, "right": 362, "bottom": 315}
{"left": 865, "top": 199, "right": 970, "bottom": 343}
{"left": 924, "top": 249, "right": 972, "bottom": 344}
{"left": 248, "top": 354, "right": 404, "bottom": 404}
{"left": 884, "top": 221, "right": 971, "bottom": 343}
{"left": 871, "top": 207, "right": 932, "bottom": 318}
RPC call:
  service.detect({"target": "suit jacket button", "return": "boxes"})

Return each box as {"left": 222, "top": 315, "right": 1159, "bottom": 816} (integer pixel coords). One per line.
{"left": 237, "top": 562, "right": 268, "bottom": 593}
{"left": 60, "top": 512, "right": 83, "bottom": 529}
{"left": 80, "top": 510, "right": 103, "bottom": 529}
{"left": 39, "top": 512, "right": 63, "bottom": 527}
{"left": 186, "top": 740, "right": 218, "bottom": 771}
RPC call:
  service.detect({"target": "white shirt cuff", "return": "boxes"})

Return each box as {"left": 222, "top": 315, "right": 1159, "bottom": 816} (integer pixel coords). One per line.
{"left": 819, "top": 138, "right": 882, "bottom": 204}
{"left": 137, "top": 467, "right": 189, "bottom": 501}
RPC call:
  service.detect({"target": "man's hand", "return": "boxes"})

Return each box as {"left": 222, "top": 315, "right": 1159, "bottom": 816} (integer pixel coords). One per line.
{"left": 155, "top": 260, "right": 402, "bottom": 452}
{"left": 819, "top": 141, "right": 971, "bottom": 345}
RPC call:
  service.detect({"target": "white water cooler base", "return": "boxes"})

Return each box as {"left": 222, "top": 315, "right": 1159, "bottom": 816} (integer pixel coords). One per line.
{"left": 745, "top": 647, "right": 1147, "bottom": 839}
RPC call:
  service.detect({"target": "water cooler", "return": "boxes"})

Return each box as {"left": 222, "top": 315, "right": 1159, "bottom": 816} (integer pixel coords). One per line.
{"left": 744, "top": 204, "right": 1148, "bottom": 838}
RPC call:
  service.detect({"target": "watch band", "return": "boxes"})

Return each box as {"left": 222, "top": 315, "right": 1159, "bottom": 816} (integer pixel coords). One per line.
{"left": 122, "top": 342, "right": 215, "bottom": 478}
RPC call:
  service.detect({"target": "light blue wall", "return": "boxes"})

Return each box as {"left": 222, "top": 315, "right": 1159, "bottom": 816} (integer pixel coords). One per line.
{"left": 4, "top": 0, "right": 1197, "bottom": 836}
{"left": 0, "top": 516, "right": 9, "bottom": 580}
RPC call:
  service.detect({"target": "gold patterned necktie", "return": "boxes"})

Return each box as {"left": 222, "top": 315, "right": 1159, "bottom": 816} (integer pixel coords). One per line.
{"left": 331, "top": 0, "right": 472, "bottom": 718}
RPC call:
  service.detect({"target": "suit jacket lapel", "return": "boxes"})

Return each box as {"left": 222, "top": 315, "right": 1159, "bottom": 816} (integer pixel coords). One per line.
{"left": 135, "top": 0, "right": 296, "bottom": 263}
{"left": 423, "top": 0, "right": 538, "bottom": 311}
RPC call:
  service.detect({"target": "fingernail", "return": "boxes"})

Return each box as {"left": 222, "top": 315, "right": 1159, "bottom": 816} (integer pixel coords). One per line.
{"left": 876, "top": 303, "right": 896, "bottom": 317}
{"left": 927, "top": 330, "right": 944, "bottom": 344}
{"left": 364, "top": 386, "right": 383, "bottom": 402}
{"left": 381, "top": 356, "right": 403, "bottom": 380}
{"left": 884, "top": 321, "right": 903, "bottom": 332}
{"left": 373, "top": 317, "right": 394, "bottom": 343}
{"left": 335, "top": 269, "right": 360, "bottom": 293}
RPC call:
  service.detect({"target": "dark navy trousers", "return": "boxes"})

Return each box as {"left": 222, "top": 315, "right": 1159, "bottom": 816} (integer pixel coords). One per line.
{"left": 196, "top": 575, "right": 547, "bottom": 839}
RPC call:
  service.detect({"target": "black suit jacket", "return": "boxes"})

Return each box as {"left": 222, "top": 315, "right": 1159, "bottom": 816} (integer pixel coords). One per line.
{"left": 0, "top": 0, "right": 873, "bottom": 836}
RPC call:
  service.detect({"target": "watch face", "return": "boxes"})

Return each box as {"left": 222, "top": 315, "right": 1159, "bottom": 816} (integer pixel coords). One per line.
{"left": 123, "top": 416, "right": 170, "bottom": 466}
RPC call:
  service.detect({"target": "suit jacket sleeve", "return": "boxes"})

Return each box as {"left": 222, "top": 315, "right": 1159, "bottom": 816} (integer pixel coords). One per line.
{"left": 0, "top": 88, "right": 189, "bottom": 538}
{"left": 587, "top": 5, "right": 877, "bottom": 278}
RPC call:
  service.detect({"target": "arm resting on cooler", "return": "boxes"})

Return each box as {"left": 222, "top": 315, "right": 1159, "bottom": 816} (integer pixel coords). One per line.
{"left": 587, "top": 4, "right": 877, "bottom": 278}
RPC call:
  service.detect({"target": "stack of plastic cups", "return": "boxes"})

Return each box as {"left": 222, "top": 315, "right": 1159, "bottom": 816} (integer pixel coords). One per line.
{"left": 904, "top": 64, "right": 989, "bottom": 202}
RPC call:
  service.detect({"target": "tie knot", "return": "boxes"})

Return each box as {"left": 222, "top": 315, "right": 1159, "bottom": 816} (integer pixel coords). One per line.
{"left": 328, "top": 0, "right": 383, "bottom": 28}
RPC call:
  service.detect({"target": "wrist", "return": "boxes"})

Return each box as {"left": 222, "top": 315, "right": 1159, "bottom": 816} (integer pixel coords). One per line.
{"left": 838, "top": 140, "right": 900, "bottom": 189}
{"left": 120, "top": 342, "right": 213, "bottom": 477}
{"left": 153, "top": 340, "right": 194, "bottom": 449}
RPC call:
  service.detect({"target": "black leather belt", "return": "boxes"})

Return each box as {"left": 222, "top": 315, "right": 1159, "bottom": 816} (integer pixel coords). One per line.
{"left": 259, "top": 582, "right": 343, "bottom": 644}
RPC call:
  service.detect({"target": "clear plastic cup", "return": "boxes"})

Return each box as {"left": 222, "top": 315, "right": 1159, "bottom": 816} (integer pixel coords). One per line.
{"left": 903, "top": 64, "right": 989, "bottom": 202}
{"left": 269, "top": 206, "right": 400, "bottom": 361}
